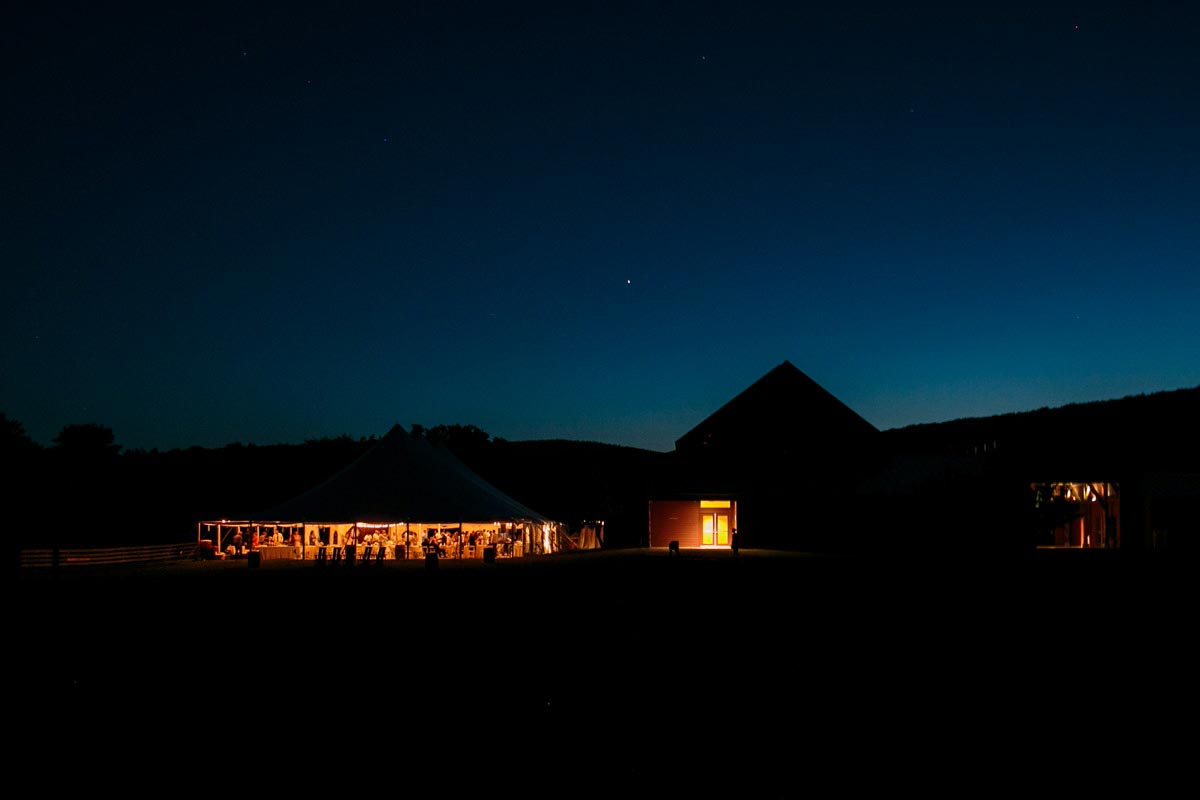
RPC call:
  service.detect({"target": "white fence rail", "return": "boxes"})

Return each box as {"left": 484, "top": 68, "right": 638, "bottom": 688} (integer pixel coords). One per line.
{"left": 19, "top": 542, "right": 196, "bottom": 568}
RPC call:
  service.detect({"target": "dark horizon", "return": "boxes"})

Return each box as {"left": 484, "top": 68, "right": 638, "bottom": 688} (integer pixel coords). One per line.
{"left": 5, "top": 3, "right": 1198, "bottom": 452}
{"left": 8, "top": 378, "right": 1195, "bottom": 454}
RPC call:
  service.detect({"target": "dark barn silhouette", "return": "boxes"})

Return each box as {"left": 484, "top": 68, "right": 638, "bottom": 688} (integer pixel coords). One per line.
{"left": 656, "top": 360, "right": 883, "bottom": 551}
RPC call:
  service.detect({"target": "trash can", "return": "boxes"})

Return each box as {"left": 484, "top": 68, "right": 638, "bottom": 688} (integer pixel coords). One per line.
{"left": 425, "top": 552, "right": 439, "bottom": 570}
{"left": 345, "top": 544, "right": 356, "bottom": 564}
{"left": 394, "top": 544, "right": 406, "bottom": 561}
{"left": 247, "top": 550, "right": 262, "bottom": 569}
{"left": 482, "top": 546, "right": 496, "bottom": 564}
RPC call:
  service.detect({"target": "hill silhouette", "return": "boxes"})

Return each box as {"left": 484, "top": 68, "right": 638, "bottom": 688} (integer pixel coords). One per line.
{"left": 882, "top": 386, "right": 1198, "bottom": 473}
{"left": 4, "top": 385, "right": 1195, "bottom": 550}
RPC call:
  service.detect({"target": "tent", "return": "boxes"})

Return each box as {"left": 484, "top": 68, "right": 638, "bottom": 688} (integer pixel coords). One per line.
{"left": 199, "top": 425, "right": 566, "bottom": 559}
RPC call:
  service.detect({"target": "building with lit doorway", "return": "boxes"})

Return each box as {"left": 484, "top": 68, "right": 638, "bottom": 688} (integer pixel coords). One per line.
{"left": 650, "top": 361, "right": 880, "bottom": 551}
{"left": 650, "top": 362, "right": 1196, "bottom": 553}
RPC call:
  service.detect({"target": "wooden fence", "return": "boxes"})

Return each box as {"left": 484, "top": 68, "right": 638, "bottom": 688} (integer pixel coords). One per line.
{"left": 19, "top": 542, "right": 197, "bottom": 568}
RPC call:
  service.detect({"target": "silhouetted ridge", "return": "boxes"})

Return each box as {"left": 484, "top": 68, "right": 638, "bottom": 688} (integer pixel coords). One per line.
{"left": 882, "top": 385, "right": 1199, "bottom": 468}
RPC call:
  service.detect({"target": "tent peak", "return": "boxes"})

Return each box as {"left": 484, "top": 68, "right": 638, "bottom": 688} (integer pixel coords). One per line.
{"left": 254, "top": 420, "right": 551, "bottom": 523}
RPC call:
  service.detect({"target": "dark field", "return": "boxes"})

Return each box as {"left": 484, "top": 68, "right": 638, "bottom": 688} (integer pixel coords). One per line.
{"left": 14, "top": 549, "right": 1188, "bottom": 793}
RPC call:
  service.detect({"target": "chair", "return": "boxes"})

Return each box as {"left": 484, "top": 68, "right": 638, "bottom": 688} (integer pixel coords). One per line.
{"left": 331, "top": 546, "right": 343, "bottom": 563}
{"left": 361, "top": 544, "right": 373, "bottom": 563}
{"left": 315, "top": 547, "right": 327, "bottom": 565}
{"left": 376, "top": 545, "right": 386, "bottom": 563}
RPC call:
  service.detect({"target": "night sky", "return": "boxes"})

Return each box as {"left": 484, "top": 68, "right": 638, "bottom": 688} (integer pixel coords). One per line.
{"left": 4, "top": 2, "right": 1198, "bottom": 452}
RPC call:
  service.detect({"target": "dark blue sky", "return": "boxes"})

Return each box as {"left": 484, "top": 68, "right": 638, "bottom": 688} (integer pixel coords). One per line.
{"left": 4, "top": 2, "right": 1198, "bottom": 451}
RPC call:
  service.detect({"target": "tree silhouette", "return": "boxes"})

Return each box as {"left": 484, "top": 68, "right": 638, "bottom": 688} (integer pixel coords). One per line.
{"left": 52, "top": 423, "right": 121, "bottom": 459}
{"left": 1, "top": 413, "right": 40, "bottom": 457}
{"left": 425, "top": 423, "right": 492, "bottom": 452}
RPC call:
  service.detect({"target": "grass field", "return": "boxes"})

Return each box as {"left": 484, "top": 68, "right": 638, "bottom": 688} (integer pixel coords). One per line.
{"left": 13, "top": 548, "right": 1188, "bottom": 792}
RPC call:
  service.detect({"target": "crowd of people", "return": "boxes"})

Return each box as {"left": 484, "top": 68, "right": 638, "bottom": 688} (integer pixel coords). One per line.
{"left": 213, "top": 525, "right": 525, "bottom": 559}
{"left": 418, "top": 528, "right": 520, "bottom": 558}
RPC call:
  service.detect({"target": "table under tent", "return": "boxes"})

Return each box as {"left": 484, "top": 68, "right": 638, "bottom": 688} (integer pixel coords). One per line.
{"left": 198, "top": 425, "right": 569, "bottom": 561}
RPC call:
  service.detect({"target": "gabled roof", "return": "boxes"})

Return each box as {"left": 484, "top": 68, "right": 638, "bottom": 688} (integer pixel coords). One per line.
{"left": 675, "top": 361, "right": 878, "bottom": 454}
{"left": 256, "top": 425, "right": 550, "bottom": 523}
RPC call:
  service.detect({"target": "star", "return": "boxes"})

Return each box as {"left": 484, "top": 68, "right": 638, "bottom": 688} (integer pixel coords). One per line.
{"left": 626, "top": 279, "right": 631, "bottom": 285}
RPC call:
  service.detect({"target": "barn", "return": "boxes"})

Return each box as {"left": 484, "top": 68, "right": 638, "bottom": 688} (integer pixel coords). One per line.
{"left": 650, "top": 361, "right": 880, "bottom": 550}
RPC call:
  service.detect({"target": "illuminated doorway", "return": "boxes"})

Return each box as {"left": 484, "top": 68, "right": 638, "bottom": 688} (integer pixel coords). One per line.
{"left": 701, "top": 500, "right": 731, "bottom": 548}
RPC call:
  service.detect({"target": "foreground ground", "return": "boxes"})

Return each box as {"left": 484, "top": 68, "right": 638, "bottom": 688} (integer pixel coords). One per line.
{"left": 13, "top": 548, "right": 1189, "bottom": 792}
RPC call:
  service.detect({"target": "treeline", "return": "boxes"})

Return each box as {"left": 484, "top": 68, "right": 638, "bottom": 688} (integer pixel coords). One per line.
{"left": 1, "top": 416, "right": 375, "bottom": 547}
{"left": 881, "top": 386, "right": 1199, "bottom": 474}
{"left": 1, "top": 417, "right": 666, "bottom": 548}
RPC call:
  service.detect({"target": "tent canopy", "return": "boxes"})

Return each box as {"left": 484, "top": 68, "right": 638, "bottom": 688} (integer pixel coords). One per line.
{"left": 255, "top": 425, "right": 551, "bottom": 524}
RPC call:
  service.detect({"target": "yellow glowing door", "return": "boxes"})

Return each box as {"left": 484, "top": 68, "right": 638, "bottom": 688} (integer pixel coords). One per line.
{"left": 702, "top": 512, "right": 731, "bottom": 547}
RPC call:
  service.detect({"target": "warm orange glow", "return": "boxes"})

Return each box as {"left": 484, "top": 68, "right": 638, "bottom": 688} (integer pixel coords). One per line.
{"left": 200, "top": 517, "right": 554, "bottom": 560}
{"left": 700, "top": 510, "right": 731, "bottom": 547}
{"left": 1032, "top": 482, "right": 1120, "bottom": 549}
{"left": 700, "top": 500, "right": 731, "bottom": 508}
